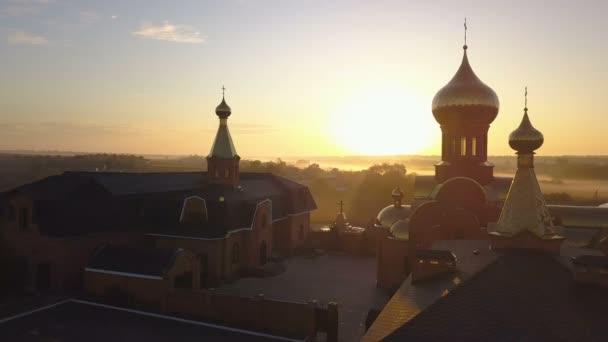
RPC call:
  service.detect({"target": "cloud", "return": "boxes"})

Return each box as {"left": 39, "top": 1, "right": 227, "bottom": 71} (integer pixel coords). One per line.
{"left": 1, "top": 0, "right": 54, "bottom": 17}
{"left": 79, "top": 10, "right": 101, "bottom": 24}
{"left": 7, "top": 31, "right": 49, "bottom": 45}
{"left": 133, "top": 22, "right": 205, "bottom": 44}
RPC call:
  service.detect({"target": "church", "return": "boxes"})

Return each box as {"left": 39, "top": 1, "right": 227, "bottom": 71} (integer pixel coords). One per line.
{"left": 0, "top": 93, "right": 317, "bottom": 293}
{"left": 364, "top": 29, "right": 608, "bottom": 341}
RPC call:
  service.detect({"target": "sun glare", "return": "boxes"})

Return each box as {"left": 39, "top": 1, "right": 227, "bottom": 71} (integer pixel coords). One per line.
{"left": 330, "top": 87, "right": 437, "bottom": 155}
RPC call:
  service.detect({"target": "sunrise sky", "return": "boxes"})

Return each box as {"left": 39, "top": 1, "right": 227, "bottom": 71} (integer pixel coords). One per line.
{"left": 1, "top": 0, "right": 607, "bottom": 157}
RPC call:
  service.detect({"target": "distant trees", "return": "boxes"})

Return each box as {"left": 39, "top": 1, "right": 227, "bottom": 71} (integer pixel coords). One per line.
{"left": 349, "top": 164, "right": 411, "bottom": 224}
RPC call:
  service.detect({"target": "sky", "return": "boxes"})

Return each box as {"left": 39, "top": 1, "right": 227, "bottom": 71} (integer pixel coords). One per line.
{"left": 1, "top": 0, "right": 607, "bottom": 158}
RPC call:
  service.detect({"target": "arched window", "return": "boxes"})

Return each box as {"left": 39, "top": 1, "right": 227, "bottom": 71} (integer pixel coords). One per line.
{"left": 232, "top": 243, "right": 240, "bottom": 264}
{"left": 259, "top": 241, "right": 267, "bottom": 265}
{"left": 224, "top": 169, "right": 230, "bottom": 178}
{"left": 471, "top": 137, "right": 477, "bottom": 156}
{"left": 199, "top": 253, "right": 208, "bottom": 284}
{"left": 460, "top": 136, "right": 467, "bottom": 156}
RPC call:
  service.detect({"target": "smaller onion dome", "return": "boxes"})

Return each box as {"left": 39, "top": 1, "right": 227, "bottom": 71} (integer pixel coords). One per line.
{"left": 392, "top": 186, "right": 405, "bottom": 208}
{"left": 375, "top": 205, "right": 412, "bottom": 229}
{"left": 509, "top": 108, "right": 544, "bottom": 154}
{"left": 390, "top": 219, "right": 410, "bottom": 240}
{"left": 215, "top": 97, "right": 231, "bottom": 119}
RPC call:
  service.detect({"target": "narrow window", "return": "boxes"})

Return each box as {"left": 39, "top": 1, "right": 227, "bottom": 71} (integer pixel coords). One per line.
{"left": 299, "top": 224, "right": 305, "bottom": 240}
{"left": 199, "top": 254, "right": 208, "bottom": 283}
{"left": 19, "top": 208, "right": 29, "bottom": 231}
{"left": 224, "top": 169, "right": 230, "bottom": 178}
{"left": 471, "top": 137, "right": 477, "bottom": 156}
{"left": 460, "top": 137, "right": 466, "bottom": 156}
{"left": 451, "top": 138, "right": 456, "bottom": 156}
{"left": 232, "top": 243, "right": 240, "bottom": 264}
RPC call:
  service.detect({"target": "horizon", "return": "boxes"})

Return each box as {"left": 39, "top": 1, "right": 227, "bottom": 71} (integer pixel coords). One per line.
{"left": 2, "top": 0, "right": 608, "bottom": 157}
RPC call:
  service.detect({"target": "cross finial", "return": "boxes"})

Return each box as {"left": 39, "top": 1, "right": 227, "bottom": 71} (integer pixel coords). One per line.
{"left": 222, "top": 85, "right": 226, "bottom": 98}
{"left": 524, "top": 86, "right": 528, "bottom": 112}
{"left": 464, "top": 17, "right": 467, "bottom": 49}
{"left": 338, "top": 200, "right": 344, "bottom": 213}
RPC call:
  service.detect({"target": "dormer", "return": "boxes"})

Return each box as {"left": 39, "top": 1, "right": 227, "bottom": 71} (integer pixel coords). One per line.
{"left": 572, "top": 255, "right": 608, "bottom": 288}
{"left": 412, "top": 249, "right": 457, "bottom": 283}
{"left": 180, "top": 196, "right": 208, "bottom": 224}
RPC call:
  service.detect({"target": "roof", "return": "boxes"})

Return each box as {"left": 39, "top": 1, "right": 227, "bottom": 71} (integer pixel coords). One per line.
{"left": 4, "top": 171, "right": 316, "bottom": 238}
{"left": 363, "top": 240, "right": 497, "bottom": 342}
{"left": 0, "top": 299, "right": 300, "bottom": 342}
{"left": 572, "top": 255, "right": 608, "bottom": 268}
{"left": 208, "top": 122, "right": 238, "bottom": 159}
{"left": 384, "top": 251, "right": 608, "bottom": 342}
{"left": 87, "top": 245, "right": 183, "bottom": 278}
{"left": 414, "top": 174, "right": 511, "bottom": 202}
{"left": 495, "top": 167, "right": 556, "bottom": 238}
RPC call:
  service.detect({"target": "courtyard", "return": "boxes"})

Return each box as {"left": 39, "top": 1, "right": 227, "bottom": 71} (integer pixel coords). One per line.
{"left": 218, "top": 253, "right": 390, "bottom": 342}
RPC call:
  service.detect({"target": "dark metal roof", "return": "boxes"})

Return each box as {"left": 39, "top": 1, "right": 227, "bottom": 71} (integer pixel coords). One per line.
{"left": 415, "top": 249, "right": 457, "bottom": 261}
{"left": 384, "top": 251, "right": 608, "bottom": 342}
{"left": 3, "top": 171, "right": 316, "bottom": 238}
{"left": 572, "top": 255, "right": 608, "bottom": 268}
{"left": 87, "top": 245, "right": 182, "bottom": 277}
{"left": 0, "top": 300, "right": 297, "bottom": 341}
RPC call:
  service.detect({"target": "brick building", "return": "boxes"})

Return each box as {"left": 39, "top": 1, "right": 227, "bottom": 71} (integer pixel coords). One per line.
{"left": 0, "top": 93, "right": 316, "bottom": 292}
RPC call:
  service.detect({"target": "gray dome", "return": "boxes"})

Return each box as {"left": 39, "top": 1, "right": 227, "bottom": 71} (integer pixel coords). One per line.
{"left": 376, "top": 205, "right": 412, "bottom": 229}
{"left": 390, "top": 219, "right": 410, "bottom": 240}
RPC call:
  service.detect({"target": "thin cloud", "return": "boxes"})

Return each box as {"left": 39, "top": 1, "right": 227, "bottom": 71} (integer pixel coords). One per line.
{"left": 133, "top": 22, "right": 205, "bottom": 44}
{"left": 79, "top": 10, "right": 101, "bottom": 25}
{"left": 1, "top": 0, "right": 54, "bottom": 17}
{"left": 7, "top": 31, "right": 49, "bottom": 45}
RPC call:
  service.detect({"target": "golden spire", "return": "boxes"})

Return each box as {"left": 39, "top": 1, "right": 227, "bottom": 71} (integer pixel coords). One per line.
{"left": 508, "top": 87, "right": 544, "bottom": 156}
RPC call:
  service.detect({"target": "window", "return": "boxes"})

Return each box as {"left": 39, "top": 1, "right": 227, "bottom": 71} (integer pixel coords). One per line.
{"left": 199, "top": 254, "right": 208, "bottom": 283}
{"left": 8, "top": 205, "right": 16, "bottom": 223}
{"left": 460, "top": 136, "right": 467, "bottom": 156}
{"left": 451, "top": 138, "right": 456, "bottom": 156}
{"left": 299, "top": 224, "right": 304, "bottom": 240}
{"left": 19, "top": 208, "right": 29, "bottom": 231}
{"left": 430, "top": 260, "right": 440, "bottom": 265}
{"left": 224, "top": 169, "right": 230, "bottom": 178}
{"left": 471, "top": 137, "right": 477, "bottom": 156}
{"left": 232, "top": 243, "right": 240, "bottom": 264}
{"left": 214, "top": 169, "right": 219, "bottom": 178}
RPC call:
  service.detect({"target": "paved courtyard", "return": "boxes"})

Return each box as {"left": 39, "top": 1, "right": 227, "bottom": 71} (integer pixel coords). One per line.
{"left": 218, "top": 254, "right": 390, "bottom": 342}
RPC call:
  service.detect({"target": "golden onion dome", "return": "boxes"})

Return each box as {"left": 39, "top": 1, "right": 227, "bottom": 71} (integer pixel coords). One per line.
{"left": 509, "top": 108, "right": 544, "bottom": 154}
{"left": 390, "top": 219, "right": 410, "bottom": 240}
{"left": 215, "top": 97, "right": 232, "bottom": 119}
{"left": 375, "top": 205, "right": 412, "bottom": 229}
{"left": 432, "top": 46, "right": 499, "bottom": 125}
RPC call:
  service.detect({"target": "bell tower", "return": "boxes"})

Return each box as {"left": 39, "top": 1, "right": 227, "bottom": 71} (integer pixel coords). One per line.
{"left": 431, "top": 21, "right": 499, "bottom": 185}
{"left": 207, "top": 86, "right": 240, "bottom": 187}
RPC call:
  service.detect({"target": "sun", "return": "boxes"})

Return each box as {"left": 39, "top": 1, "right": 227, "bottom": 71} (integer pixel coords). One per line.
{"left": 330, "top": 87, "right": 438, "bottom": 155}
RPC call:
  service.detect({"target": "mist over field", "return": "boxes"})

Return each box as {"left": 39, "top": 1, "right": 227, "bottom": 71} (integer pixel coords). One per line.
{"left": 1, "top": 152, "right": 607, "bottom": 224}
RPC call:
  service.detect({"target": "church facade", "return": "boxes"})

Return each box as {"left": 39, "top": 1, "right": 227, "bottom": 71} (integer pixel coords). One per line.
{"left": 0, "top": 93, "right": 316, "bottom": 292}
